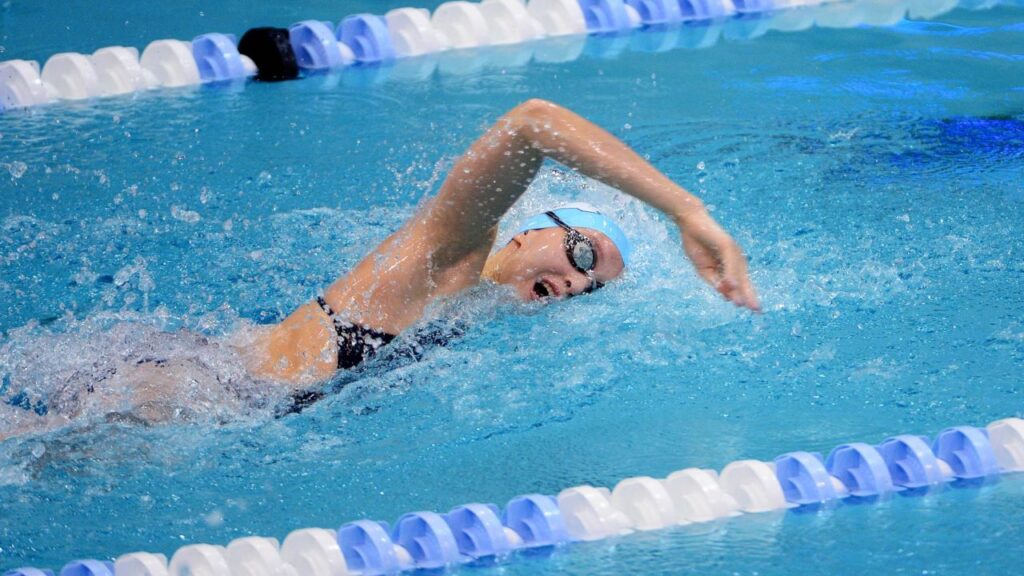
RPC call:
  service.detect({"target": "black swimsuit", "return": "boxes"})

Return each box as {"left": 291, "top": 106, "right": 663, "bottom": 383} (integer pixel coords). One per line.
{"left": 282, "top": 298, "right": 399, "bottom": 414}
{"left": 282, "top": 298, "right": 464, "bottom": 415}
{"left": 315, "top": 297, "right": 396, "bottom": 369}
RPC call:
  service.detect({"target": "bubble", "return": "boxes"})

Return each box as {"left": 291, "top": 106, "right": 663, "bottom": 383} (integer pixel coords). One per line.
{"left": 171, "top": 205, "right": 201, "bottom": 224}
{"left": 204, "top": 509, "right": 225, "bottom": 527}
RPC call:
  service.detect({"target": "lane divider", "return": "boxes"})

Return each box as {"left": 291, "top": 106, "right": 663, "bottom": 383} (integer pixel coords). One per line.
{"left": 0, "top": 0, "right": 894, "bottom": 112}
{"left": 5, "top": 417, "right": 1023, "bottom": 576}
{"left": 0, "top": 0, "right": 994, "bottom": 112}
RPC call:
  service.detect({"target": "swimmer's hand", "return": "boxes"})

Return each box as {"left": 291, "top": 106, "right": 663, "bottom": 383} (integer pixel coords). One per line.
{"left": 678, "top": 209, "right": 761, "bottom": 312}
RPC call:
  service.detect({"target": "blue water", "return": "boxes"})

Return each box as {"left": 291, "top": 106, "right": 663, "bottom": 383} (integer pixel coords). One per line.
{"left": 2, "top": 0, "right": 1024, "bottom": 573}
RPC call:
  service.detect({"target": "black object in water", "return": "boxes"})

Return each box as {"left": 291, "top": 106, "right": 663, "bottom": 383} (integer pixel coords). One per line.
{"left": 238, "top": 27, "right": 299, "bottom": 82}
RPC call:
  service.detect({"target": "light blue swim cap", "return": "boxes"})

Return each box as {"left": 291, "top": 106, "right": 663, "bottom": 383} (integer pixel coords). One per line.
{"left": 515, "top": 202, "right": 633, "bottom": 267}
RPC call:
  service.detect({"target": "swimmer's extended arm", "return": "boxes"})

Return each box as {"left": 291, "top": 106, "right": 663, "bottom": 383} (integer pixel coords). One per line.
{"left": 425, "top": 99, "right": 761, "bottom": 311}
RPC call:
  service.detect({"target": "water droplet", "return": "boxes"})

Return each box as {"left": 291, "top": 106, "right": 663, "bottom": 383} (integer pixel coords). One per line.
{"left": 6, "top": 161, "right": 27, "bottom": 179}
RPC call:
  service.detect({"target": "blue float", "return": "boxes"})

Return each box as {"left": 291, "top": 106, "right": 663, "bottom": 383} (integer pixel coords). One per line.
{"left": 4, "top": 569, "right": 55, "bottom": 576}
{"left": 58, "top": 561, "right": 114, "bottom": 576}
{"left": 825, "top": 442, "right": 896, "bottom": 497}
{"left": 336, "top": 15, "right": 396, "bottom": 63}
{"left": 625, "top": 0, "right": 684, "bottom": 24}
{"left": 337, "top": 520, "right": 405, "bottom": 576}
{"left": 445, "top": 504, "right": 514, "bottom": 558}
{"left": 390, "top": 511, "right": 462, "bottom": 569}
{"left": 878, "top": 435, "right": 949, "bottom": 489}
{"left": 932, "top": 426, "right": 1000, "bottom": 479}
{"left": 289, "top": 20, "right": 346, "bottom": 70}
{"left": 774, "top": 451, "right": 843, "bottom": 505}
{"left": 578, "top": 0, "right": 635, "bottom": 33}
{"left": 732, "top": 0, "right": 775, "bottom": 14}
{"left": 192, "top": 33, "right": 249, "bottom": 82}
{"left": 680, "top": 0, "right": 733, "bottom": 21}
{"left": 502, "top": 494, "right": 569, "bottom": 548}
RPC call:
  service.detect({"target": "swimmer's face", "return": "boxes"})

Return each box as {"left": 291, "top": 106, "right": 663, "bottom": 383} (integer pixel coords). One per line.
{"left": 491, "top": 227, "right": 625, "bottom": 301}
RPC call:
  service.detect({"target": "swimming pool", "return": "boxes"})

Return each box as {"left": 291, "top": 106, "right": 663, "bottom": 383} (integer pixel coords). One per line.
{"left": 2, "top": 0, "right": 1024, "bottom": 572}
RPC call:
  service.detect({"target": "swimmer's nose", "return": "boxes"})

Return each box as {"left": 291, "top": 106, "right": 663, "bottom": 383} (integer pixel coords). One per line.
{"left": 563, "top": 271, "right": 590, "bottom": 297}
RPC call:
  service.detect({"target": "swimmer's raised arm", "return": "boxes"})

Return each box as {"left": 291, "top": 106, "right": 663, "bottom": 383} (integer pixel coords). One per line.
{"left": 423, "top": 99, "right": 760, "bottom": 311}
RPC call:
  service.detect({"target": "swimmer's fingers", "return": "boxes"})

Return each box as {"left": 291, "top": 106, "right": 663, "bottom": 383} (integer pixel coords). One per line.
{"left": 718, "top": 242, "right": 761, "bottom": 313}
{"left": 681, "top": 215, "right": 761, "bottom": 313}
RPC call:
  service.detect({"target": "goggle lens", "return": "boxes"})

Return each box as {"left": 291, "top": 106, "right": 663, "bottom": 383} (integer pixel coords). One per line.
{"left": 544, "top": 211, "right": 602, "bottom": 295}
{"left": 570, "top": 237, "right": 595, "bottom": 272}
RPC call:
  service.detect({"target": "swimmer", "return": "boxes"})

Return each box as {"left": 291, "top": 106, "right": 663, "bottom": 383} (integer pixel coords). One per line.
{"left": 0, "top": 99, "right": 759, "bottom": 439}
{"left": 247, "top": 99, "right": 760, "bottom": 386}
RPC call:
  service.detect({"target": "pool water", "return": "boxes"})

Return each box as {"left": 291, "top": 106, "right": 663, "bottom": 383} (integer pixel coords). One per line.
{"left": 2, "top": 0, "right": 1024, "bottom": 573}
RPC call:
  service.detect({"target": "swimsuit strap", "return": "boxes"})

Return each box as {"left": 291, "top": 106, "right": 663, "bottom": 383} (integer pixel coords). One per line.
{"left": 316, "top": 297, "right": 396, "bottom": 369}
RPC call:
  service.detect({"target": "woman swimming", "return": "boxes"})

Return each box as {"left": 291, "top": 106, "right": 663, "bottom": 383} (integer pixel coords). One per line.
{"left": 0, "top": 99, "right": 759, "bottom": 439}
{"left": 247, "top": 98, "right": 760, "bottom": 386}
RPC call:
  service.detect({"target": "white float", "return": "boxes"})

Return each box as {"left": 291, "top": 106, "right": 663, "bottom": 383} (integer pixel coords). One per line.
{"left": 432, "top": 1, "right": 493, "bottom": 49}
{"left": 91, "top": 46, "right": 158, "bottom": 96}
{"left": 718, "top": 460, "right": 789, "bottom": 513}
{"left": 988, "top": 418, "right": 1024, "bottom": 472}
{"left": 0, "top": 60, "right": 56, "bottom": 110}
{"left": 663, "top": 468, "right": 741, "bottom": 523}
{"left": 386, "top": 8, "right": 449, "bottom": 56}
{"left": 41, "top": 52, "right": 102, "bottom": 100}
{"left": 526, "top": 0, "right": 587, "bottom": 37}
{"left": 114, "top": 552, "right": 169, "bottom": 576}
{"left": 168, "top": 544, "right": 231, "bottom": 576}
{"left": 480, "top": 0, "right": 546, "bottom": 45}
{"left": 557, "top": 485, "right": 633, "bottom": 541}
{"left": 280, "top": 528, "right": 350, "bottom": 576}
{"left": 610, "top": 476, "right": 679, "bottom": 530}
{"left": 226, "top": 536, "right": 299, "bottom": 576}
{"left": 140, "top": 39, "right": 201, "bottom": 88}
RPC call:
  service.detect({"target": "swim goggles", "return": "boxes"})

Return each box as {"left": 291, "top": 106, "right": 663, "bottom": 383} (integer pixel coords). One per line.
{"left": 544, "top": 211, "right": 602, "bottom": 294}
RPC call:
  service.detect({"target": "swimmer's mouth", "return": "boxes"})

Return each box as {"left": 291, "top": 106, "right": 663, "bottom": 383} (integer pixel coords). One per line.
{"left": 532, "top": 279, "right": 560, "bottom": 300}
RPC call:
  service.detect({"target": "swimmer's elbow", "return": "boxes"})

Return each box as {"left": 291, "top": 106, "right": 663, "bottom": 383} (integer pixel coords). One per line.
{"left": 505, "top": 98, "right": 559, "bottom": 129}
